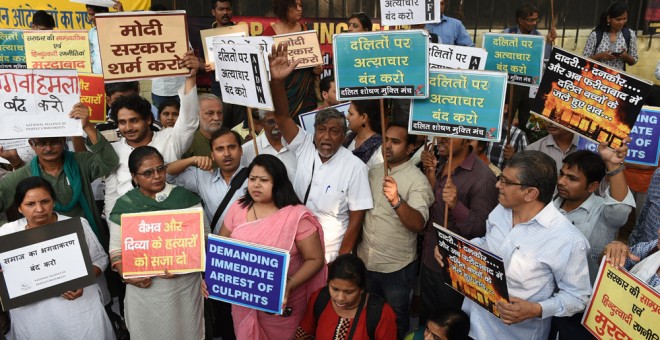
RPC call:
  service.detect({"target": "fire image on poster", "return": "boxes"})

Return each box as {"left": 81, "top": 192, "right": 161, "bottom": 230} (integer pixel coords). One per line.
{"left": 531, "top": 48, "right": 653, "bottom": 148}
{"left": 435, "top": 224, "right": 508, "bottom": 317}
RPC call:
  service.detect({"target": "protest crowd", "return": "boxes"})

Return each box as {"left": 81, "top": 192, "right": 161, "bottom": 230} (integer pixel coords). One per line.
{"left": 2, "top": 0, "right": 660, "bottom": 339}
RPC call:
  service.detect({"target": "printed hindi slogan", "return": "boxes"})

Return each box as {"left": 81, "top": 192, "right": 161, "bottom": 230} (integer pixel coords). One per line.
{"left": 0, "top": 69, "right": 83, "bottom": 140}
{"left": 434, "top": 224, "right": 509, "bottom": 317}
{"left": 582, "top": 258, "right": 660, "bottom": 340}
{"left": 200, "top": 23, "right": 250, "bottom": 69}
{"left": 0, "top": 29, "right": 26, "bottom": 69}
{"left": 410, "top": 69, "right": 506, "bottom": 140}
{"left": 429, "top": 43, "right": 488, "bottom": 70}
{"left": 273, "top": 30, "right": 322, "bottom": 69}
{"left": 333, "top": 30, "right": 429, "bottom": 100}
{"left": 531, "top": 48, "right": 653, "bottom": 148}
{"left": 23, "top": 30, "right": 91, "bottom": 73}
{"left": 213, "top": 42, "right": 274, "bottom": 111}
{"left": 211, "top": 36, "right": 273, "bottom": 79}
{"left": 78, "top": 73, "right": 106, "bottom": 123}
{"left": 577, "top": 106, "right": 660, "bottom": 166}
{"left": 95, "top": 11, "right": 190, "bottom": 82}
{"left": 0, "top": 218, "right": 95, "bottom": 310}
{"left": 379, "top": 0, "right": 439, "bottom": 26}
{"left": 482, "top": 33, "right": 544, "bottom": 86}
{"left": 120, "top": 208, "right": 205, "bottom": 278}
{"left": 205, "top": 235, "right": 290, "bottom": 314}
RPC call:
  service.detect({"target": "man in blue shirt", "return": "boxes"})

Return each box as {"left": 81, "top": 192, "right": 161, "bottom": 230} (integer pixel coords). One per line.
{"left": 424, "top": 0, "right": 474, "bottom": 46}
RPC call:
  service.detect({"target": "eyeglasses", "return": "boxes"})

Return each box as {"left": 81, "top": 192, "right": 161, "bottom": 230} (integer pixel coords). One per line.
{"left": 349, "top": 23, "right": 361, "bottom": 28}
{"left": 135, "top": 164, "right": 168, "bottom": 178}
{"left": 263, "top": 119, "right": 276, "bottom": 127}
{"left": 30, "top": 139, "right": 64, "bottom": 148}
{"left": 524, "top": 17, "right": 539, "bottom": 23}
{"left": 425, "top": 326, "right": 442, "bottom": 340}
{"left": 497, "top": 174, "right": 534, "bottom": 187}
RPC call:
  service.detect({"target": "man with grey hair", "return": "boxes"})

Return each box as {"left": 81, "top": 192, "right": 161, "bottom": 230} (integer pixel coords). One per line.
{"left": 182, "top": 93, "right": 224, "bottom": 160}
{"left": 241, "top": 109, "right": 297, "bottom": 180}
{"left": 270, "top": 43, "right": 373, "bottom": 262}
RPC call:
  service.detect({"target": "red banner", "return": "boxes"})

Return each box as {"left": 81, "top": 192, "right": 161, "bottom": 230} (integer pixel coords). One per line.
{"left": 78, "top": 73, "right": 105, "bottom": 123}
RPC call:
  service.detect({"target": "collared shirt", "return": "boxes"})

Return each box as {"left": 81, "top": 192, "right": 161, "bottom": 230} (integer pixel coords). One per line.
{"left": 554, "top": 188, "right": 635, "bottom": 283}
{"left": 629, "top": 168, "right": 660, "bottom": 245}
{"left": 104, "top": 85, "right": 199, "bottom": 217}
{"left": 422, "top": 151, "right": 499, "bottom": 272}
{"left": 169, "top": 166, "right": 247, "bottom": 233}
{"left": 286, "top": 129, "right": 373, "bottom": 262}
{"left": 241, "top": 133, "right": 297, "bottom": 181}
{"left": 486, "top": 124, "right": 528, "bottom": 169}
{"left": 358, "top": 160, "right": 434, "bottom": 273}
{"left": 463, "top": 203, "right": 591, "bottom": 340}
{"left": 424, "top": 15, "right": 474, "bottom": 47}
{"left": 526, "top": 134, "right": 579, "bottom": 173}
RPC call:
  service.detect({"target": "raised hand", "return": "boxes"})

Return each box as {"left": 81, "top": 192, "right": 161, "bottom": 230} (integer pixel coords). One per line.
{"left": 268, "top": 42, "right": 300, "bottom": 82}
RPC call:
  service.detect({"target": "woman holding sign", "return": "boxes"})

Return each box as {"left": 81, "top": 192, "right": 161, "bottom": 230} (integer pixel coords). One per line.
{"left": 219, "top": 154, "right": 326, "bottom": 339}
{"left": 0, "top": 177, "right": 114, "bottom": 340}
{"left": 108, "top": 146, "right": 208, "bottom": 340}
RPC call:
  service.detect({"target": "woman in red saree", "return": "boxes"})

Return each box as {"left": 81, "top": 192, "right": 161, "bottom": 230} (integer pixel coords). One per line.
{"left": 220, "top": 154, "right": 327, "bottom": 339}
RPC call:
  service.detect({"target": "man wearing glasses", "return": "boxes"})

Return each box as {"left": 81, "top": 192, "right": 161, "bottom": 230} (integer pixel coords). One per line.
{"left": 438, "top": 151, "right": 591, "bottom": 340}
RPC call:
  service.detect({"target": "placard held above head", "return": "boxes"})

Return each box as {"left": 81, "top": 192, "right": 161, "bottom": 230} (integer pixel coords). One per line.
{"left": 272, "top": 30, "right": 322, "bottom": 70}
{"left": 380, "top": 0, "right": 440, "bottom": 26}
{"left": 482, "top": 33, "right": 545, "bottom": 86}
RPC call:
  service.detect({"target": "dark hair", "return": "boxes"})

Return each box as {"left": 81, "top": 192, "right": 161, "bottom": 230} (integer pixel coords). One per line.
{"left": 315, "top": 108, "right": 348, "bottom": 135}
{"left": 351, "top": 100, "right": 382, "bottom": 134}
{"left": 349, "top": 12, "right": 373, "bottom": 31}
{"left": 562, "top": 150, "right": 606, "bottom": 185}
{"left": 273, "top": 0, "right": 298, "bottom": 21}
{"left": 86, "top": 5, "right": 110, "bottom": 13}
{"left": 158, "top": 100, "right": 180, "bottom": 116}
{"left": 238, "top": 154, "right": 301, "bottom": 208}
{"left": 105, "top": 81, "right": 139, "bottom": 97}
{"left": 212, "top": 0, "right": 232, "bottom": 9}
{"left": 387, "top": 121, "right": 416, "bottom": 146}
{"left": 209, "top": 127, "right": 243, "bottom": 149}
{"left": 14, "top": 177, "right": 57, "bottom": 208}
{"left": 149, "top": 4, "right": 169, "bottom": 11}
{"left": 32, "top": 10, "right": 55, "bottom": 29}
{"left": 110, "top": 94, "right": 153, "bottom": 123}
{"left": 515, "top": 3, "right": 539, "bottom": 20}
{"left": 319, "top": 75, "right": 335, "bottom": 93}
{"left": 597, "top": 1, "right": 629, "bottom": 32}
{"left": 427, "top": 310, "right": 471, "bottom": 340}
{"left": 327, "top": 254, "right": 367, "bottom": 289}
{"left": 128, "top": 146, "right": 164, "bottom": 174}
{"left": 506, "top": 151, "right": 557, "bottom": 204}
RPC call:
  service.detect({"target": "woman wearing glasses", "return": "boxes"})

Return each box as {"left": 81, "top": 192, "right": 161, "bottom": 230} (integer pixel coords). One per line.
{"left": 108, "top": 146, "right": 208, "bottom": 339}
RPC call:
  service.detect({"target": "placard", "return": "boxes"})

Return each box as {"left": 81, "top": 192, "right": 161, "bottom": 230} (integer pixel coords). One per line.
{"left": 205, "top": 235, "right": 290, "bottom": 315}
{"left": 204, "top": 32, "right": 247, "bottom": 71}
{"left": 213, "top": 43, "right": 273, "bottom": 111}
{"left": 273, "top": 30, "right": 322, "bottom": 69}
{"left": 482, "top": 33, "right": 544, "bottom": 86}
{"left": 576, "top": 106, "right": 660, "bottom": 166}
{"left": 410, "top": 69, "right": 506, "bottom": 140}
{"left": 531, "top": 48, "right": 653, "bottom": 149}
{"left": 69, "top": 0, "right": 117, "bottom": 7}
{"left": 334, "top": 30, "right": 429, "bottom": 100}
{"left": 429, "top": 43, "right": 488, "bottom": 70}
{"left": 200, "top": 23, "right": 250, "bottom": 63}
{"left": 0, "top": 29, "right": 26, "bottom": 69}
{"left": 435, "top": 224, "right": 509, "bottom": 317}
{"left": 210, "top": 36, "right": 273, "bottom": 79}
{"left": 78, "top": 73, "right": 106, "bottom": 123}
{"left": 24, "top": 30, "right": 91, "bottom": 73}
{"left": 0, "top": 139, "right": 29, "bottom": 151}
{"left": 0, "top": 69, "right": 83, "bottom": 140}
{"left": 380, "top": 0, "right": 440, "bottom": 26}
{"left": 298, "top": 102, "right": 350, "bottom": 134}
{"left": 582, "top": 258, "right": 660, "bottom": 340}
{"left": 120, "top": 208, "right": 205, "bottom": 278}
{"left": 0, "top": 217, "right": 95, "bottom": 310}
{"left": 95, "top": 11, "right": 190, "bottom": 82}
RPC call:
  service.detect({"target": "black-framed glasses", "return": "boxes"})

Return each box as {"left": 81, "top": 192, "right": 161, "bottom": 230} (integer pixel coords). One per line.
{"left": 30, "top": 138, "right": 64, "bottom": 148}
{"left": 497, "top": 174, "right": 534, "bottom": 187}
{"left": 135, "top": 164, "right": 168, "bottom": 178}
{"left": 425, "top": 326, "right": 442, "bottom": 340}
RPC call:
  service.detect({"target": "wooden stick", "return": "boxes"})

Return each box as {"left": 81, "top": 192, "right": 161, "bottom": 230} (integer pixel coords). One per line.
{"left": 505, "top": 86, "right": 515, "bottom": 145}
{"left": 246, "top": 107, "right": 259, "bottom": 156}
{"left": 550, "top": 0, "right": 555, "bottom": 28}
{"left": 443, "top": 140, "right": 453, "bottom": 229}
{"left": 380, "top": 99, "right": 388, "bottom": 177}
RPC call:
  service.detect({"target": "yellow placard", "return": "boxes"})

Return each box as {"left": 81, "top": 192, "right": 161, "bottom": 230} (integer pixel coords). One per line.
{"left": 24, "top": 30, "right": 91, "bottom": 72}
{"left": 273, "top": 30, "right": 322, "bottom": 69}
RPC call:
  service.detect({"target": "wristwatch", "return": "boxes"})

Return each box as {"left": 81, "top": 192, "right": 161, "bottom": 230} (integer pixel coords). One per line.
{"left": 391, "top": 194, "right": 403, "bottom": 210}
{"left": 606, "top": 163, "right": 625, "bottom": 177}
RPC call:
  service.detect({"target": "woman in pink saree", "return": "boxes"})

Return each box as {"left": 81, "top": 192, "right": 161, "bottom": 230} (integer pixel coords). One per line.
{"left": 219, "top": 154, "right": 327, "bottom": 339}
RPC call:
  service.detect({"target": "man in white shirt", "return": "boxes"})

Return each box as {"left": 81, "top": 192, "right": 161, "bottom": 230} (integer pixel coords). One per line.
{"left": 270, "top": 43, "right": 373, "bottom": 262}
{"left": 103, "top": 52, "right": 200, "bottom": 217}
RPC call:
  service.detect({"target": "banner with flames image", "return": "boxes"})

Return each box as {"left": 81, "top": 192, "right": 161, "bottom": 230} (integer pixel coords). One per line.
{"left": 531, "top": 48, "right": 653, "bottom": 148}
{"left": 435, "top": 224, "right": 509, "bottom": 317}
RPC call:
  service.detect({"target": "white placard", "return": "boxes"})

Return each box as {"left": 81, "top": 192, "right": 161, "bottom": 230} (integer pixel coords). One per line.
{"left": 205, "top": 32, "right": 246, "bottom": 70}
{"left": 381, "top": 0, "right": 441, "bottom": 26}
{"left": 213, "top": 43, "right": 273, "bottom": 111}
{"left": 0, "top": 139, "right": 29, "bottom": 150}
{"left": 211, "top": 36, "right": 273, "bottom": 79}
{"left": 298, "top": 102, "right": 351, "bottom": 134}
{"left": 429, "top": 43, "right": 489, "bottom": 70}
{"left": 69, "top": 0, "right": 116, "bottom": 7}
{"left": 0, "top": 69, "right": 83, "bottom": 140}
